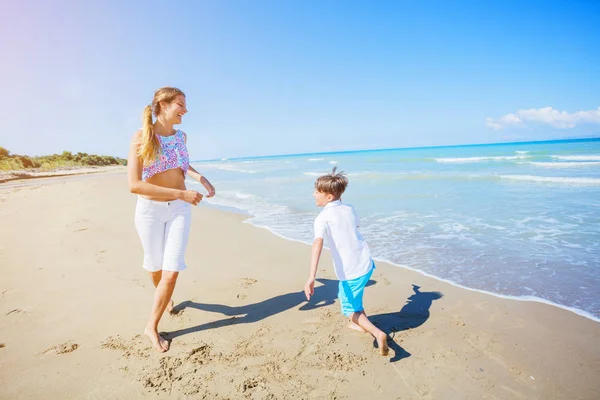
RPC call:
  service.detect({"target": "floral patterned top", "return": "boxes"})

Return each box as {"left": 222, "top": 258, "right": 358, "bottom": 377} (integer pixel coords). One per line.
{"left": 142, "top": 130, "right": 190, "bottom": 181}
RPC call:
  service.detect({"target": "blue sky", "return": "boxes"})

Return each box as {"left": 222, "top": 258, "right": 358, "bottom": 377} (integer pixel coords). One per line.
{"left": 1, "top": 0, "right": 598, "bottom": 159}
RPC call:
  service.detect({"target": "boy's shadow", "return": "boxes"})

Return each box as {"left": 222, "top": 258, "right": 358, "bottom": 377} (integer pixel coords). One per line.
{"left": 370, "top": 284, "right": 443, "bottom": 362}
{"left": 165, "top": 278, "right": 342, "bottom": 339}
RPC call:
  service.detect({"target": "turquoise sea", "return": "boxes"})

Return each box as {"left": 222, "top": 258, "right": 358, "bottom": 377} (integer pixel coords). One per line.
{"left": 190, "top": 138, "right": 600, "bottom": 321}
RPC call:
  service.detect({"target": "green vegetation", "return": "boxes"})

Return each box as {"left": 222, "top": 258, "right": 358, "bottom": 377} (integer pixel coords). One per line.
{"left": 0, "top": 147, "right": 127, "bottom": 171}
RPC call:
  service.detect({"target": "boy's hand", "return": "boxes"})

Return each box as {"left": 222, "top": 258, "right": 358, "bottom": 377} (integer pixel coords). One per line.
{"left": 304, "top": 278, "right": 315, "bottom": 300}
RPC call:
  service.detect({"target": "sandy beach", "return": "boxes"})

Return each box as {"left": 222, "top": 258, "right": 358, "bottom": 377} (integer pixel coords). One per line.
{"left": 0, "top": 172, "right": 599, "bottom": 400}
{"left": 0, "top": 165, "right": 126, "bottom": 185}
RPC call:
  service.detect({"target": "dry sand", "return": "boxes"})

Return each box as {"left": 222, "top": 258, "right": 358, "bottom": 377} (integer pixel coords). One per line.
{"left": 0, "top": 165, "right": 125, "bottom": 184}
{"left": 0, "top": 172, "right": 599, "bottom": 399}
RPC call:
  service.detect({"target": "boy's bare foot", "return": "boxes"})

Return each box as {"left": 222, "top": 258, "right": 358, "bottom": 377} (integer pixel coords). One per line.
{"left": 167, "top": 299, "right": 175, "bottom": 314}
{"left": 144, "top": 327, "right": 169, "bottom": 353}
{"left": 376, "top": 332, "right": 389, "bottom": 356}
{"left": 347, "top": 321, "right": 367, "bottom": 333}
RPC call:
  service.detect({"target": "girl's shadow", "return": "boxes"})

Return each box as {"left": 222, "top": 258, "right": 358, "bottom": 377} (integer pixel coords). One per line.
{"left": 166, "top": 278, "right": 341, "bottom": 339}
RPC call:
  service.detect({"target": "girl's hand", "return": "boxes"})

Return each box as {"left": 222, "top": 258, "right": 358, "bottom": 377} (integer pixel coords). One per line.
{"left": 203, "top": 181, "right": 216, "bottom": 198}
{"left": 181, "top": 190, "right": 203, "bottom": 205}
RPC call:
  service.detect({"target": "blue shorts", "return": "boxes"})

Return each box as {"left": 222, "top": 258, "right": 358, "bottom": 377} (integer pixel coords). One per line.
{"left": 338, "top": 263, "right": 375, "bottom": 317}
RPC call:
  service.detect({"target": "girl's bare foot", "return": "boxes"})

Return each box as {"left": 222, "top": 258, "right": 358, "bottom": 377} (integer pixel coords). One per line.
{"left": 144, "top": 327, "right": 169, "bottom": 352}
{"left": 347, "top": 321, "right": 367, "bottom": 333}
{"left": 376, "top": 332, "right": 389, "bottom": 356}
{"left": 167, "top": 299, "right": 175, "bottom": 314}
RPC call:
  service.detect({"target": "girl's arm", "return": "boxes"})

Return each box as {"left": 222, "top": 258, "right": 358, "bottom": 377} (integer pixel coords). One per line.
{"left": 182, "top": 131, "right": 215, "bottom": 198}
{"left": 187, "top": 165, "right": 215, "bottom": 198}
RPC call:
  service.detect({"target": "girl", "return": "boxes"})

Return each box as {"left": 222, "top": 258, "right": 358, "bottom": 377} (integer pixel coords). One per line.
{"left": 127, "top": 87, "right": 215, "bottom": 352}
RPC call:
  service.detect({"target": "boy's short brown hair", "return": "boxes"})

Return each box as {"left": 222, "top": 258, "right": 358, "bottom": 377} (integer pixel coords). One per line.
{"left": 314, "top": 167, "right": 348, "bottom": 199}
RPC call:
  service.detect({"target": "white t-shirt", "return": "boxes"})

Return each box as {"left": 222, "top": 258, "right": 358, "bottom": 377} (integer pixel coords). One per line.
{"left": 314, "top": 200, "right": 373, "bottom": 281}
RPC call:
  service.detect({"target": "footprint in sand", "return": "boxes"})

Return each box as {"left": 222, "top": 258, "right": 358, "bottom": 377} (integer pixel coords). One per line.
{"left": 101, "top": 335, "right": 151, "bottom": 359}
{"left": 42, "top": 341, "right": 79, "bottom": 355}
{"left": 238, "top": 377, "right": 267, "bottom": 394}
{"left": 240, "top": 278, "right": 257, "bottom": 289}
{"left": 139, "top": 342, "right": 216, "bottom": 395}
{"left": 6, "top": 309, "right": 24, "bottom": 316}
{"left": 324, "top": 351, "right": 367, "bottom": 371}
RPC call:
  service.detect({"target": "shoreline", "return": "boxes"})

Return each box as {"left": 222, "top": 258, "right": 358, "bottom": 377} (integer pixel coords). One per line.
{"left": 201, "top": 200, "right": 600, "bottom": 325}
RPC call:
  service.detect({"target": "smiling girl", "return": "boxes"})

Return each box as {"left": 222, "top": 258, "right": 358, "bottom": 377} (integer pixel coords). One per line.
{"left": 127, "top": 87, "right": 215, "bottom": 352}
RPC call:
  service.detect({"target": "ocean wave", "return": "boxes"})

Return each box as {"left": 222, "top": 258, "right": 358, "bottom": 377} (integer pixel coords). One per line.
{"left": 200, "top": 195, "right": 600, "bottom": 323}
{"left": 234, "top": 192, "right": 255, "bottom": 199}
{"left": 308, "top": 158, "right": 324, "bottom": 161}
{"left": 203, "top": 190, "right": 289, "bottom": 216}
{"left": 196, "top": 163, "right": 258, "bottom": 174}
{"left": 526, "top": 161, "right": 600, "bottom": 168}
{"left": 435, "top": 155, "right": 528, "bottom": 163}
{"left": 500, "top": 175, "right": 600, "bottom": 185}
{"left": 551, "top": 155, "right": 600, "bottom": 161}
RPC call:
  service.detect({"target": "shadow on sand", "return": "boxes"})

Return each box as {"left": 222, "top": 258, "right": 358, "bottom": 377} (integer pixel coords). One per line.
{"left": 370, "top": 284, "right": 444, "bottom": 362}
{"left": 166, "top": 280, "right": 442, "bottom": 363}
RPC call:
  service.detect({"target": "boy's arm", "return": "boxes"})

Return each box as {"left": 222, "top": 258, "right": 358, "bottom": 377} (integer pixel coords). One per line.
{"left": 304, "top": 238, "right": 324, "bottom": 300}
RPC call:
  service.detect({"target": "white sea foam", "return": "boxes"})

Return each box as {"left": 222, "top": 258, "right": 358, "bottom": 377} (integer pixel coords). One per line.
{"left": 198, "top": 163, "right": 258, "bottom": 174}
{"left": 234, "top": 192, "right": 255, "bottom": 199}
{"left": 551, "top": 155, "right": 600, "bottom": 161}
{"left": 500, "top": 175, "right": 600, "bottom": 185}
{"left": 200, "top": 190, "right": 600, "bottom": 324}
{"left": 526, "top": 161, "right": 600, "bottom": 168}
{"left": 308, "top": 158, "right": 324, "bottom": 161}
{"left": 435, "top": 155, "right": 527, "bottom": 163}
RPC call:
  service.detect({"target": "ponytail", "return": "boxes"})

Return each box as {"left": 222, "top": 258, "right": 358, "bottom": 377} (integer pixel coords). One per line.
{"left": 138, "top": 105, "right": 159, "bottom": 166}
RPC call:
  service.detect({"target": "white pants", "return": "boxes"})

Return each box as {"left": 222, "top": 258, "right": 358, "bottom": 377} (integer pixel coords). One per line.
{"left": 134, "top": 196, "right": 192, "bottom": 272}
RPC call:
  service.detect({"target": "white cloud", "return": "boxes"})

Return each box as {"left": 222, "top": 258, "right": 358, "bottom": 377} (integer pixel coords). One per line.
{"left": 486, "top": 106, "right": 600, "bottom": 130}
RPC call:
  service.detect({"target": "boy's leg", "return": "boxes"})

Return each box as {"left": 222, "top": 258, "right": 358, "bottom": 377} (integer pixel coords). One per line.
{"left": 339, "top": 268, "right": 389, "bottom": 356}
{"left": 347, "top": 320, "right": 367, "bottom": 332}
{"left": 350, "top": 311, "right": 389, "bottom": 356}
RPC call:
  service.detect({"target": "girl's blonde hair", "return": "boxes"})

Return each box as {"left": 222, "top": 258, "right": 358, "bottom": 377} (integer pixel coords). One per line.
{"left": 138, "top": 86, "right": 186, "bottom": 166}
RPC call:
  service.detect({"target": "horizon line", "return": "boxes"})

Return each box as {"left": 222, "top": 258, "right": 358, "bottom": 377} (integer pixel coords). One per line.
{"left": 193, "top": 136, "right": 600, "bottom": 162}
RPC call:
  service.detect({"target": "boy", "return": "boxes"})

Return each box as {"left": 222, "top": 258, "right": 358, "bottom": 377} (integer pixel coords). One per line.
{"left": 304, "top": 167, "right": 389, "bottom": 356}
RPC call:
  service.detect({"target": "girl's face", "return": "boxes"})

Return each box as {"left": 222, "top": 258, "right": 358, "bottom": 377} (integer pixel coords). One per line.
{"left": 161, "top": 94, "right": 187, "bottom": 125}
